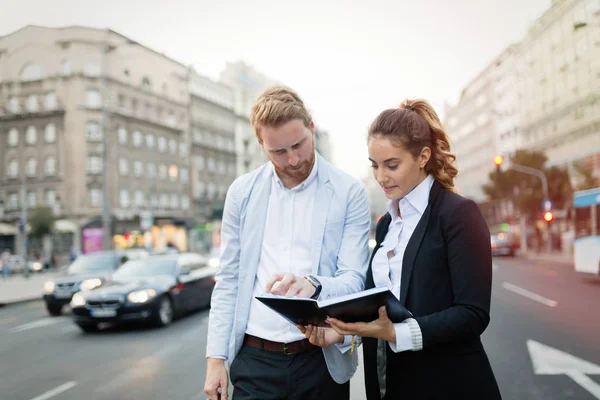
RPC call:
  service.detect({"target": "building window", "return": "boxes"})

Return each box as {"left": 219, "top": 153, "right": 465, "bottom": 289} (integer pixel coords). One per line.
{"left": 180, "top": 168, "right": 189, "bottom": 184}
{"left": 207, "top": 183, "right": 216, "bottom": 199}
{"left": 26, "top": 158, "right": 37, "bottom": 177}
{"left": 84, "top": 89, "right": 102, "bottom": 108}
{"left": 26, "top": 126, "right": 37, "bottom": 145}
{"left": 118, "top": 127, "right": 128, "bottom": 144}
{"left": 170, "top": 194, "right": 179, "bottom": 209}
{"left": 219, "top": 184, "right": 227, "bottom": 199}
{"left": 141, "top": 77, "right": 152, "bottom": 91}
{"left": 61, "top": 60, "right": 72, "bottom": 77}
{"left": 181, "top": 195, "right": 190, "bottom": 210}
{"left": 27, "top": 191, "right": 37, "bottom": 208}
{"left": 159, "top": 164, "right": 167, "bottom": 180}
{"left": 197, "top": 182, "right": 205, "bottom": 197}
{"left": 119, "top": 158, "right": 129, "bottom": 176}
{"left": 8, "top": 128, "right": 19, "bottom": 146}
{"left": 160, "top": 193, "right": 169, "bottom": 208}
{"left": 7, "top": 160, "right": 18, "bottom": 178}
{"left": 179, "top": 142, "right": 187, "bottom": 157}
{"left": 119, "top": 190, "right": 130, "bottom": 208}
{"left": 9, "top": 97, "right": 20, "bottom": 113}
{"left": 149, "top": 193, "right": 158, "bottom": 208}
{"left": 88, "top": 188, "right": 102, "bottom": 206}
{"left": 20, "top": 63, "right": 44, "bottom": 82}
{"left": 167, "top": 111, "right": 176, "bottom": 127}
{"left": 26, "top": 95, "right": 39, "bottom": 112}
{"left": 158, "top": 137, "right": 167, "bottom": 153}
{"left": 8, "top": 193, "right": 19, "bottom": 210}
{"left": 169, "top": 139, "right": 177, "bottom": 155}
{"left": 135, "top": 191, "right": 145, "bottom": 207}
{"left": 195, "top": 155, "right": 204, "bottom": 170}
{"left": 207, "top": 158, "right": 216, "bottom": 172}
{"left": 147, "top": 163, "right": 156, "bottom": 178}
{"left": 146, "top": 133, "right": 155, "bottom": 149}
{"left": 45, "top": 92, "right": 58, "bottom": 110}
{"left": 132, "top": 131, "right": 142, "bottom": 147}
{"left": 45, "top": 190, "right": 57, "bottom": 206}
{"left": 44, "top": 124, "right": 56, "bottom": 143}
{"left": 84, "top": 61, "right": 101, "bottom": 77}
{"left": 87, "top": 156, "right": 102, "bottom": 174}
{"left": 86, "top": 122, "right": 103, "bottom": 142}
{"left": 44, "top": 157, "right": 56, "bottom": 176}
{"left": 134, "top": 161, "right": 143, "bottom": 177}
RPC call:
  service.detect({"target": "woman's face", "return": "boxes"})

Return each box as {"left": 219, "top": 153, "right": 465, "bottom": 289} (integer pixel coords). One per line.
{"left": 368, "top": 136, "right": 430, "bottom": 200}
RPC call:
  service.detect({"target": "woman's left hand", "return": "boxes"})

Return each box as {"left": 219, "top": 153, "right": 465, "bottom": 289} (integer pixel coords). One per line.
{"left": 328, "top": 306, "right": 396, "bottom": 342}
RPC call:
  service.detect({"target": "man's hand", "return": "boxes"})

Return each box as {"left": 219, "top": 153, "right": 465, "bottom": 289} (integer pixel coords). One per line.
{"left": 297, "top": 324, "right": 344, "bottom": 348}
{"left": 265, "top": 272, "right": 316, "bottom": 298}
{"left": 204, "top": 358, "right": 229, "bottom": 400}
{"left": 328, "top": 306, "right": 396, "bottom": 342}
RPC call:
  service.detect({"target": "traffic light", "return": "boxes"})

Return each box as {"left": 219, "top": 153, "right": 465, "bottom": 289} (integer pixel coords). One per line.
{"left": 494, "top": 155, "right": 503, "bottom": 173}
{"left": 543, "top": 211, "right": 554, "bottom": 222}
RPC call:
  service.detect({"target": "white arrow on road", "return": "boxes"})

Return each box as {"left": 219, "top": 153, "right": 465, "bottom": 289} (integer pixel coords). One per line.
{"left": 528, "top": 339, "right": 600, "bottom": 399}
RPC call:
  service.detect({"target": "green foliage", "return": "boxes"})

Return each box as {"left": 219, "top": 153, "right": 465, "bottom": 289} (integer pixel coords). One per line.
{"left": 483, "top": 150, "right": 573, "bottom": 218}
{"left": 28, "top": 207, "right": 55, "bottom": 238}
{"left": 572, "top": 160, "right": 598, "bottom": 191}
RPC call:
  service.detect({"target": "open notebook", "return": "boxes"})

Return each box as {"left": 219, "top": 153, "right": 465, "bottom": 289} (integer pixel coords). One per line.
{"left": 256, "top": 286, "right": 412, "bottom": 327}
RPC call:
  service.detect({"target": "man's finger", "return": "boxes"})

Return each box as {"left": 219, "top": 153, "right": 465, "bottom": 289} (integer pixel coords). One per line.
{"left": 221, "top": 380, "right": 229, "bottom": 400}
{"left": 378, "top": 306, "right": 388, "bottom": 320}
{"left": 265, "top": 272, "right": 286, "bottom": 292}
{"left": 317, "top": 326, "right": 325, "bottom": 345}
{"left": 297, "top": 324, "right": 306, "bottom": 334}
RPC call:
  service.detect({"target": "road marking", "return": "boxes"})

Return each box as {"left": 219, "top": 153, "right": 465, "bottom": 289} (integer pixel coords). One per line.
{"left": 29, "top": 381, "right": 77, "bottom": 400}
{"left": 528, "top": 340, "right": 600, "bottom": 399}
{"left": 502, "top": 282, "right": 558, "bottom": 307}
{"left": 59, "top": 325, "right": 79, "bottom": 334}
{"left": 10, "top": 318, "right": 62, "bottom": 333}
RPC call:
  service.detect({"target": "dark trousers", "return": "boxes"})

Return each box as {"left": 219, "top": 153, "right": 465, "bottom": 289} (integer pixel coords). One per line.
{"left": 229, "top": 344, "right": 350, "bottom": 400}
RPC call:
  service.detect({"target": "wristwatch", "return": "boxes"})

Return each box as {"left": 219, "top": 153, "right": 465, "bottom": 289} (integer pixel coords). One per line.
{"left": 304, "top": 275, "right": 322, "bottom": 300}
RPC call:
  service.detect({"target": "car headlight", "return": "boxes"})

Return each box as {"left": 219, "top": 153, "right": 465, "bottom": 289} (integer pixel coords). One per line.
{"left": 71, "top": 292, "right": 86, "bottom": 307}
{"left": 80, "top": 278, "right": 102, "bottom": 291}
{"left": 208, "top": 257, "right": 220, "bottom": 268}
{"left": 44, "top": 281, "right": 55, "bottom": 294}
{"left": 31, "top": 262, "right": 43, "bottom": 271}
{"left": 127, "top": 289, "right": 157, "bottom": 303}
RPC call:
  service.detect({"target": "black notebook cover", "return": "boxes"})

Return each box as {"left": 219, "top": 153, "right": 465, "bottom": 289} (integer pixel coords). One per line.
{"left": 256, "top": 287, "right": 412, "bottom": 327}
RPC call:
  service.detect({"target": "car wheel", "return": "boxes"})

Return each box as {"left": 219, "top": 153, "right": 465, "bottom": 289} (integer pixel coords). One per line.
{"left": 76, "top": 323, "right": 98, "bottom": 333}
{"left": 46, "top": 304, "right": 62, "bottom": 316}
{"left": 154, "top": 295, "right": 174, "bottom": 327}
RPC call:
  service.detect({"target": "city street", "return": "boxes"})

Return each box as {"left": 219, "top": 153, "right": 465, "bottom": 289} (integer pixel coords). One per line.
{"left": 0, "top": 256, "right": 599, "bottom": 400}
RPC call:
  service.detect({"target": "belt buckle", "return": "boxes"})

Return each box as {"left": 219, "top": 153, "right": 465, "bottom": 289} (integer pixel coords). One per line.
{"left": 283, "top": 342, "right": 289, "bottom": 355}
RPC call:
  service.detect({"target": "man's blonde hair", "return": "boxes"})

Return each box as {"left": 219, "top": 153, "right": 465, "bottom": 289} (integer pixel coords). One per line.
{"left": 250, "top": 86, "right": 312, "bottom": 140}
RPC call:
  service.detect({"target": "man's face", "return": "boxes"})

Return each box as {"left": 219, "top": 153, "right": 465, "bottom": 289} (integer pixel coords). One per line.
{"left": 259, "top": 119, "right": 316, "bottom": 187}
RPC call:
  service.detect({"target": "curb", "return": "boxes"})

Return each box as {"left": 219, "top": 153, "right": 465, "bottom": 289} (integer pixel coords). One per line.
{"left": 518, "top": 254, "right": 573, "bottom": 266}
{"left": 0, "top": 296, "right": 43, "bottom": 309}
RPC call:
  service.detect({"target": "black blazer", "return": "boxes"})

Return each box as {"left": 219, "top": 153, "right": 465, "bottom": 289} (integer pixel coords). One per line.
{"left": 363, "top": 180, "right": 501, "bottom": 400}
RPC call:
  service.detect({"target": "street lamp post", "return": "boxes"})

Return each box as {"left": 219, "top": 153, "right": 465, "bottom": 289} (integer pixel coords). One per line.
{"left": 100, "top": 31, "right": 112, "bottom": 251}
{"left": 20, "top": 170, "right": 29, "bottom": 277}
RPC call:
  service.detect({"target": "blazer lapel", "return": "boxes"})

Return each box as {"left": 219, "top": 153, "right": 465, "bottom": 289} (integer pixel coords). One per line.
{"left": 399, "top": 181, "right": 442, "bottom": 305}
{"left": 311, "top": 156, "right": 334, "bottom": 275}
{"left": 240, "top": 167, "right": 272, "bottom": 283}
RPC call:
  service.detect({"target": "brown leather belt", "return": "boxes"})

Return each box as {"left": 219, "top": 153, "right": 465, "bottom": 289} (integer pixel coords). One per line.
{"left": 244, "top": 334, "right": 315, "bottom": 355}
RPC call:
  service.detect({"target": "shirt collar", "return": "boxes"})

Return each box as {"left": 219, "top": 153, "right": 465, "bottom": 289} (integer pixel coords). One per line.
{"left": 271, "top": 153, "right": 318, "bottom": 191}
{"left": 387, "top": 174, "right": 434, "bottom": 219}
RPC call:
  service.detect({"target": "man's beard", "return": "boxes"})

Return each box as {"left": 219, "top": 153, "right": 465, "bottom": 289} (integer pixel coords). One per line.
{"left": 274, "top": 141, "right": 316, "bottom": 183}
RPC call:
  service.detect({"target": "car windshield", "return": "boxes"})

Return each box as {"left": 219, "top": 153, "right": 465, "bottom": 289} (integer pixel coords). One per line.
{"left": 67, "top": 253, "right": 116, "bottom": 274}
{"left": 112, "top": 258, "right": 176, "bottom": 279}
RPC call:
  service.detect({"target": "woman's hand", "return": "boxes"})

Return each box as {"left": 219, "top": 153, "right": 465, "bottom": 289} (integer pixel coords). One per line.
{"left": 297, "top": 324, "right": 344, "bottom": 348}
{"left": 328, "top": 306, "right": 396, "bottom": 342}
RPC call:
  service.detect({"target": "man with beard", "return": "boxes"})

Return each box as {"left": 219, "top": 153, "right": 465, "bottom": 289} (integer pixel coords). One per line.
{"left": 204, "top": 86, "right": 370, "bottom": 400}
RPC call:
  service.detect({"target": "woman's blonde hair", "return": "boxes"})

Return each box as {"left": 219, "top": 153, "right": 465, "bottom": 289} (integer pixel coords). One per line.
{"left": 250, "top": 86, "right": 312, "bottom": 140}
{"left": 368, "top": 99, "right": 458, "bottom": 192}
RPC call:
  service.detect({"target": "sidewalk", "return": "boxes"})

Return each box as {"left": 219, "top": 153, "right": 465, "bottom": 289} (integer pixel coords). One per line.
{"left": 0, "top": 271, "right": 61, "bottom": 307}
{"left": 519, "top": 250, "right": 573, "bottom": 265}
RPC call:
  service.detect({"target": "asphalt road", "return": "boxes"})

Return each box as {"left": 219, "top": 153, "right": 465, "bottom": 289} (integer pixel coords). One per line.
{"left": 0, "top": 255, "right": 598, "bottom": 400}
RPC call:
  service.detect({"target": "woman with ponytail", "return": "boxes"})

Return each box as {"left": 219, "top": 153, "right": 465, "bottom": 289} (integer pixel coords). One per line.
{"left": 324, "top": 99, "right": 501, "bottom": 399}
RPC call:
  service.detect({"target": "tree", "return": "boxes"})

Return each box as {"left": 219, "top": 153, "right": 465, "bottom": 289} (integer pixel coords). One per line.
{"left": 28, "top": 206, "right": 55, "bottom": 239}
{"left": 572, "top": 160, "right": 598, "bottom": 191}
{"left": 483, "top": 150, "right": 573, "bottom": 219}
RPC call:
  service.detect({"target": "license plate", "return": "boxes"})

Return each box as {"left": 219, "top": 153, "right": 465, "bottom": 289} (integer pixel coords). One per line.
{"left": 54, "top": 292, "right": 73, "bottom": 299}
{"left": 91, "top": 309, "right": 117, "bottom": 318}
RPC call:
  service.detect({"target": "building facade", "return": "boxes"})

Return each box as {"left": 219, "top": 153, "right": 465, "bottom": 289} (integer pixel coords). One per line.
{"left": 0, "top": 25, "right": 218, "bottom": 255}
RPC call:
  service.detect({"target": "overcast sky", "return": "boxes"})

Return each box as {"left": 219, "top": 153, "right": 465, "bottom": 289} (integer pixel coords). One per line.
{"left": 0, "top": 0, "right": 550, "bottom": 179}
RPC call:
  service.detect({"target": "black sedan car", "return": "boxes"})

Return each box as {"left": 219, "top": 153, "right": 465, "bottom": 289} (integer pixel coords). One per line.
{"left": 43, "top": 250, "right": 148, "bottom": 316}
{"left": 70, "top": 253, "right": 216, "bottom": 332}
